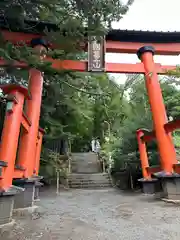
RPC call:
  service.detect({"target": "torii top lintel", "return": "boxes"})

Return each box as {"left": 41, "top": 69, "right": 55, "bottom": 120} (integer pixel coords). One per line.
{"left": 1, "top": 17, "right": 180, "bottom": 55}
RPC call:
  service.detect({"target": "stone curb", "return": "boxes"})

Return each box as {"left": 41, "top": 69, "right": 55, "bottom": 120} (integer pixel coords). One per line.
{"left": 13, "top": 205, "right": 39, "bottom": 217}
{"left": 0, "top": 219, "right": 15, "bottom": 231}
{"left": 161, "top": 198, "right": 180, "bottom": 204}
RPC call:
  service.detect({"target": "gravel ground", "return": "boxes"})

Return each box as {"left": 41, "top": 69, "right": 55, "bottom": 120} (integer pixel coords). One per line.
{"left": 1, "top": 188, "right": 180, "bottom": 240}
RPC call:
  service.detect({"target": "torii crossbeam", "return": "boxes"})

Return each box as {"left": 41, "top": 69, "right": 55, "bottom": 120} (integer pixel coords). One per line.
{"left": 0, "top": 59, "right": 176, "bottom": 75}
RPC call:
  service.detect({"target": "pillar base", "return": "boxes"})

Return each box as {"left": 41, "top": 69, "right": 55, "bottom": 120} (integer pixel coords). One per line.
{"left": 138, "top": 178, "right": 163, "bottom": 195}
{"left": 153, "top": 172, "right": 180, "bottom": 201}
{"left": 13, "top": 178, "right": 36, "bottom": 210}
{"left": 0, "top": 186, "right": 22, "bottom": 226}
{"left": 13, "top": 205, "right": 39, "bottom": 217}
{"left": 34, "top": 181, "right": 43, "bottom": 201}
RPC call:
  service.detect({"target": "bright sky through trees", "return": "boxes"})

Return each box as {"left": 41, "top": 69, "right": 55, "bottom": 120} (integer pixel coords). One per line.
{"left": 108, "top": 0, "right": 180, "bottom": 84}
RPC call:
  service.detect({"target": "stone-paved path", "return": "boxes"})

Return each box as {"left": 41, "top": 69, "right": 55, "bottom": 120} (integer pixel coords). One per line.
{"left": 1, "top": 188, "right": 180, "bottom": 240}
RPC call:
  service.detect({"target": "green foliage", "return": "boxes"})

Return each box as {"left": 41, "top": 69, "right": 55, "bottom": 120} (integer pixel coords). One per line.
{"left": 0, "top": 0, "right": 134, "bottom": 64}
{"left": 0, "top": 1, "right": 137, "bottom": 171}
{"left": 1, "top": 1, "right": 134, "bottom": 28}
{"left": 160, "top": 79, "right": 180, "bottom": 119}
{"left": 40, "top": 148, "right": 69, "bottom": 180}
{"left": 40, "top": 72, "right": 127, "bottom": 152}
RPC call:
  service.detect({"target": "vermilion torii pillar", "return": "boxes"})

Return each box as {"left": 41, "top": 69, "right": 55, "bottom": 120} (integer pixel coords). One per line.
{"left": 17, "top": 39, "right": 47, "bottom": 178}
{"left": 136, "top": 129, "right": 151, "bottom": 180}
{"left": 137, "top": 46, "right": 177, "bottom": 175}
{"left": 34, "top": 128, "right": 45, "bottom": 175}
{"left": 0, "top": 85, "right": 29, "bottom": 190}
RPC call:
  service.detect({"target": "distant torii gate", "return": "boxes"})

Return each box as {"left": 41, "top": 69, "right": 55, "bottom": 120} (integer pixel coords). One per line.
{"left": 1, "top": 20, "right": 180, "bottom": 225}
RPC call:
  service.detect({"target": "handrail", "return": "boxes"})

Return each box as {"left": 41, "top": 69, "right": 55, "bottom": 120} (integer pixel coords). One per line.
{"left": 68, "top": 155, "right": 71, "bottom": 174}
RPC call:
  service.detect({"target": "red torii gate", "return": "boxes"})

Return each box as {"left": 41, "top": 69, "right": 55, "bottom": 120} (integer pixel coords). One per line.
{"left": 0, "top": 21, "right": 180, "bottom": 225}
{"left": 0, "top": 29, "right": 178, "bottom": 74}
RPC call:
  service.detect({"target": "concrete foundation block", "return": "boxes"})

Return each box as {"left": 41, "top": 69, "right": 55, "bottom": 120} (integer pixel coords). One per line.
{"left": 0, "top": 195, "right": 14, "bottom": 225}
{"left": 0, "top": 185, "right": 21, "bottom": 226}
{"left": 13, "top": 179, "right": 36, "bottom": 210}
{"left": 153, "top": 171, "right": 180, "bottom": 201}
{"left": 138, "top": 178, "right": 162, "bottom": 195}
{"left": 162, "top": 177, "right": 180, "bottom": 200}
{"left": 34, "top": 181, "right": 43, "bottom": 201}
{"left": 34, "top": 187, "right": 40, "bottom": 201}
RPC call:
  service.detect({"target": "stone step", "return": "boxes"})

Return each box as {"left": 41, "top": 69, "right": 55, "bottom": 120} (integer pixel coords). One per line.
{"left": 69, "top": 179, "right": 111, "bottom": 184}
{"left": 69, "top": 177, "right": 110, "bottom": 180}
{"left": 70, "top": 173, "right": 109, "bottom": 176}
{"left": 69, "top": 177, "right": 110, "bottom": 182}
{"left": 69, "top": 175, "right": 111, "bottom": 184}
{"left": 71, "top": 171, "right": 101, "bottom": 174}
{"left": 72, "top": 152, "right": 97, "bottom": 156}
{"left": 71, "top": 169, "right": 100, "bottom": 174}
{"left": 69, "top": 152, "right": 110, "bottom": 189}
{"left": 69, "top": 177, "right": 111, "bottom": 181}
{"left": 71, "top": 167, "right": 99, "bottom": 170}
{"left": 71, "top": 163, "right": 99, "bottom": 168}
{"left": 72, "top": 157, "right": 96, "bottom": 159}
{"left": 69, "top": 178, "right": 110, "bottom": 183}
{"left": 71, "top": 152, "right": 100, "bottom": 174}
{"left": 69, "top": 173, "right": 110, "bottom": 178}
{"left": 71, "top": 159, "right": 97, "bottom": 161}
{"left": 69, "top": 184, "right": 111, "bottom": 188}
{"left": 71, "top": 165, "right": 99, "bottom": 168}
{"left": 71, "top": 161, "right": 98, "bottom": 165}
{"left": 69, "top": 184, "right": 112, "bottom": 189}
{"left": 71, "top": 153, "right": 98, "bottom": 162}
{"left": 71, "top": 170, "right": 100, "bottom": 174}
{"left": 69, "top": 181, "right": 111, "bottom": 184}
{"left": 71, "top": 163, "right": 99, "bottom": 166}
{"left": 71, "top": 157, "right": 97, "bottom": 161}
{"left": 69, "top": 181, "right": 112, "bottom": 186}
{"left": 69, "top": 172, "right": 111, "bottom": 178}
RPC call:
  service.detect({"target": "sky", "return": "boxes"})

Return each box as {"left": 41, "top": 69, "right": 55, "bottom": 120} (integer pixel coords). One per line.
{"left": 107, "top": 0, "right": 180, "bottom": 84}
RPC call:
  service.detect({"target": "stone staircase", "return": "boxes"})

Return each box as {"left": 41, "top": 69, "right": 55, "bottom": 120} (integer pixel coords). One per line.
{"left": 68, "top": 152, "right": 112, "bottom": 189}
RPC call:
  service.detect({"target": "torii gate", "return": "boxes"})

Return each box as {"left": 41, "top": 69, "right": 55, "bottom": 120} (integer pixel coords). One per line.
{"left": 0, "top": 19, "right": 180, "bottom": 225}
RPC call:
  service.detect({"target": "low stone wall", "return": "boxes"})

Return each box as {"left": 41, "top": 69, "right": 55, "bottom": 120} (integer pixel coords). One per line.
{"left": 112, "top": 171, "right": 130, "bottom": 189}
{"left": 111, "top": 169, "right": 142, "bottom": 190}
